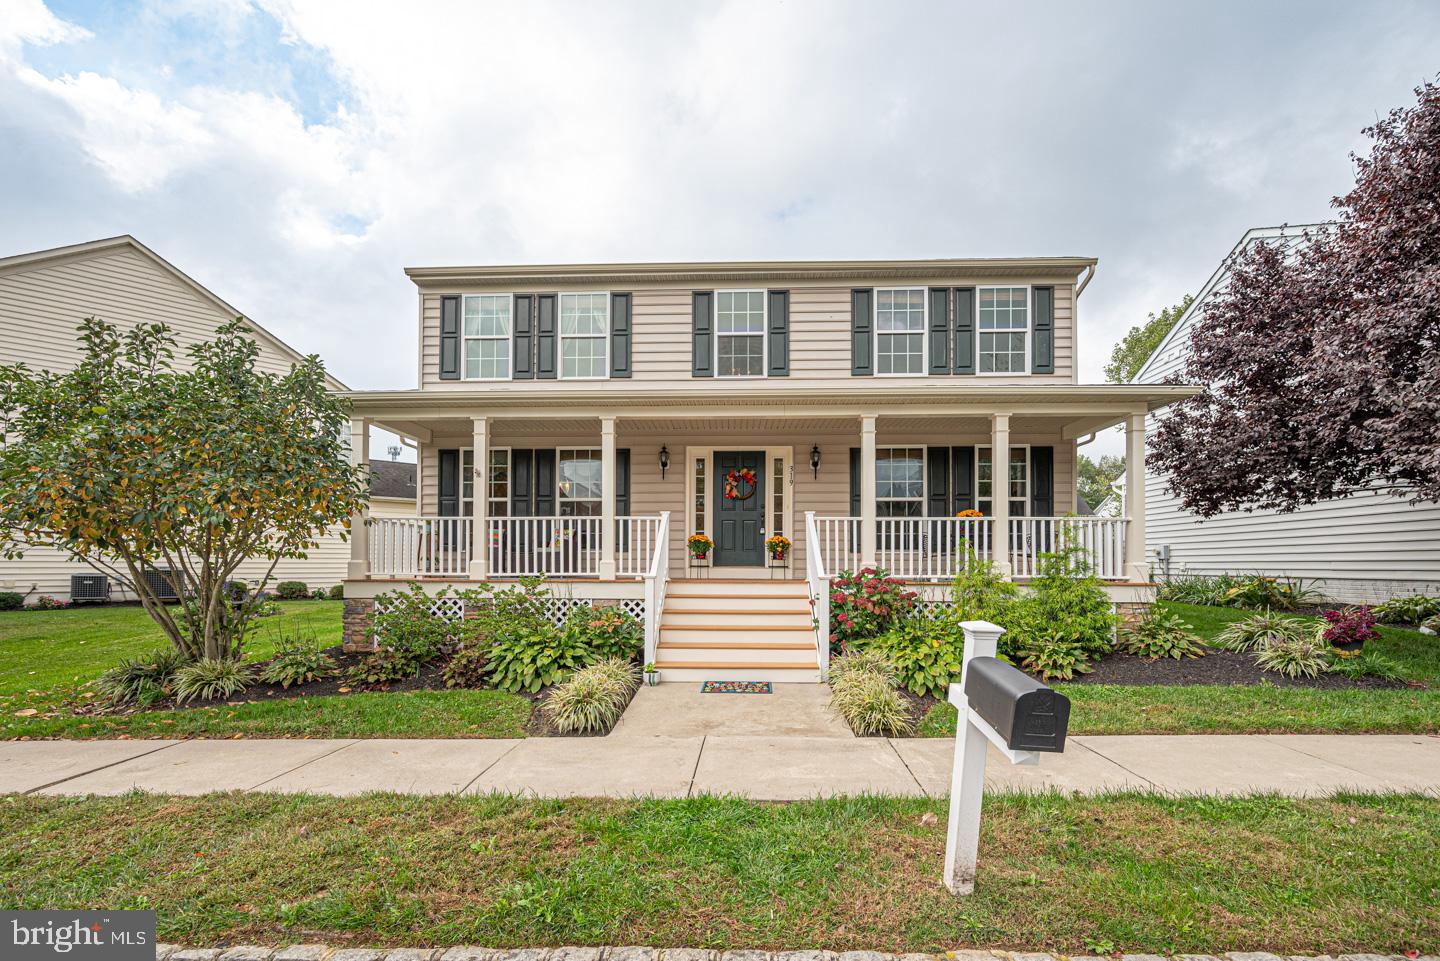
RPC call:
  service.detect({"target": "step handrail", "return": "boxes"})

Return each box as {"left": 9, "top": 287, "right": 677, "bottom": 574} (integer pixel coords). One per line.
{"left": 804, "top": 510, "right": 830, "bottom": 681}
{"left": 642, "top": 511, "right": 671, "bottom": 667}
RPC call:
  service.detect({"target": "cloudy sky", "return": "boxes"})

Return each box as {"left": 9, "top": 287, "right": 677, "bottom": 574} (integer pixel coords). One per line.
{"left": 3, "top": 0, "right": 1438, "bottom": 458}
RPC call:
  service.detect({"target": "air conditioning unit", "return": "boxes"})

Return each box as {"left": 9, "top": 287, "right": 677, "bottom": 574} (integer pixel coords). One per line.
{"left": 144, "top": 568, "right": 181, "bottom": 602}
{"left": 69, "top": 574, "right": 111, "bottom": 604}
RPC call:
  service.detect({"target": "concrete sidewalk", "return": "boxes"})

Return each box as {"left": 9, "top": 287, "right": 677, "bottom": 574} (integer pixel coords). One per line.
{"left": 4, "top": 733, "right": 1439, "bottom": 799}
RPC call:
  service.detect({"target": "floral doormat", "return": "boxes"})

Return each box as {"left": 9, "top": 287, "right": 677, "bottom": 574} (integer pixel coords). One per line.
{"left": 701, "top": 680, "right": 773, "bottom": 694}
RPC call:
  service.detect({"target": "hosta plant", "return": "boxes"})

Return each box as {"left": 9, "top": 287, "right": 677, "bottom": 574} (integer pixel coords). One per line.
{"left": 860, "top": 614, "right": 965, "bottom": 698}
{"left": 483, "top": 626, "right": 594, "bottom": 693}
{"left": 563, "top": 605, "right": 643, "bottom": 662}
{"left": 542, "top": 658, "right": 639, "bottom": 734}
{"left": 1371, "top": 594, "right": 1440, "bottom": 625}
{"left": 1117, "top": 608, "right": 1208, "bottom": 660}
{"left": 1214, "top": 612, "right": 1314, "bottom": 652}
{"left": 172, "top": 658, "right": 254, "bottom": 703}
{"left": 259, "top": 636, "right": 336, "bottom": 689}
{"left": 96, "top": 648, "right": 188, "bottom": 705}
{"left": 1015, "top": 628, "right": 1095, "bottom": 682}
{"left": 1253, "top": 635, "right": 1332, "bottom": 679}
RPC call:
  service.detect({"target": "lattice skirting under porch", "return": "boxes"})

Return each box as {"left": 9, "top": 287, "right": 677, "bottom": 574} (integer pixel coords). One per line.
{"left": 344, "top": 594, "right": 647, "bottom": 651}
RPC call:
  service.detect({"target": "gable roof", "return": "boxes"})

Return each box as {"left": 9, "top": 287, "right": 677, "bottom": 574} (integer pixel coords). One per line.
{"left": 0, "top": 235, "right": 348, "bottom": 391}
{"left": 369, "top": 459, "right": 417, "bottom": 500}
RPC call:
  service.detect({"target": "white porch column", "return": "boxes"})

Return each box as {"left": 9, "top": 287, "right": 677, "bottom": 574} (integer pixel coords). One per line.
{"left": 1125, "top": 411, "right": 1148, "bottom": 582}
{"left": 346, "top": 417, "right": 370, "bottom": 580}
{"left": 468, "top": 416, "right": 488, "bottom": 580}
{"left": 990, "top": 413, "right": 1012, "bottom": 577}
{"left": 860, "top": 414, "right": 877, "bottom": 568}
{"left": 600, "top": 415, "right": 618, "bottom": 579}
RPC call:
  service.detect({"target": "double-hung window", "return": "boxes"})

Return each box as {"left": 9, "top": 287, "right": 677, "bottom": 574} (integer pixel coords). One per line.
{"left": 559, "top": 293, "right": 609, "bottom": 378}
{"left": 977, "top": 446, "right": 1029, "bottom": 516}
{"left": 486, "top": 449, "right": 510, "bottom": 518}
{"left": 462, "top": 294, "right": 511, "bottom": 379}
{"left": 978, "top": 287, "right": 1028, "bottom": 373}
{"left": 715, "top": 290, "right": 766, "bottom": 376}
{"left": 557, "top": 449, "right": 603, "bottom": 516}
{"left": 876, "top": 448, "right": 925, "bottom": 517}
{"left": 875, "top": 288, "right": 925, "bottom": 374}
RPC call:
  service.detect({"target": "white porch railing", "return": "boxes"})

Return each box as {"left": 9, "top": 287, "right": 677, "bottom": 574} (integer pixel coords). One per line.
{"left": 804, "top": 511, "right": 830, "bottom": 681}
{"left": 876, "top": 517, "right": 993, "bottom": 580}
{"left": 368, "top": 517, "right": 472, "bottom": 577}
{"left": 642, "top": 511, "right": 671, "bottom": 666}
{"left": 812, "top": 515, "right": 862, "bottom": 575}
{"left": 1009, "top": 516, "right": 1128, "bottom": 580}
{"left": 616, "top": 515, "right": 662, "bottom": 578}
{"left": 487, "top": 516, "right": 603, "bottom": 578}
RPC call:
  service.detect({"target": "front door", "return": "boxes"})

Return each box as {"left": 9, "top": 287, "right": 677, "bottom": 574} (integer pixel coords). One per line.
{"left": 713, "top": 450, "right": 765, "bottom": 567}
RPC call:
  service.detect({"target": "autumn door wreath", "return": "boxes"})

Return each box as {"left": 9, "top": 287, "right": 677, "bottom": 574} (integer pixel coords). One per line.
{"left": 723, "top": 466, "right": 758, "bottom": 500}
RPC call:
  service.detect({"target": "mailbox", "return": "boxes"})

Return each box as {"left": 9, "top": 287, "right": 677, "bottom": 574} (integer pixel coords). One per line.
{"left": 962, "top": 656, "right": 1070, "bottom": 752}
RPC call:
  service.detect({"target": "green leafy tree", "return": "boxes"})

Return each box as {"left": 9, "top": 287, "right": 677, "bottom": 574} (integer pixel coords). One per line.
{"left": 1076, "top": 453, "right": 1125, "bottom": 511}
{"left": 0, "top": 319, "right": 365, "bottom": 661}
{"left": 1104, "top": 294, "right": 1194, "bottom": 383}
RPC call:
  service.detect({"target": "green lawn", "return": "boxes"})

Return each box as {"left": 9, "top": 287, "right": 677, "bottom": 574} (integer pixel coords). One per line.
{"left": 2, "top": 791, "right": 1434, "bottom": 954}
{"left": 0, "top": 601, "right": 531, "bottom": 740}
{"left": 919, "top": 601, "right": 1440, "bottom": 736}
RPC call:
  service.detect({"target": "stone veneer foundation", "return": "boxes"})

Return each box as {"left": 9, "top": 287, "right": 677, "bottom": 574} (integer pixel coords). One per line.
{"left": 342, "top": 597, "right": 376, "bottom": 652}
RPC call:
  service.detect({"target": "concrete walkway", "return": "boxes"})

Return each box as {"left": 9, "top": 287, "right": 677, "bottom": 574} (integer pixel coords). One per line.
{"left": 5, "top": 733, "right": 1439, "bottom": 799}
{"left": 610, "top": 683, "right": 853, "bottom": 737}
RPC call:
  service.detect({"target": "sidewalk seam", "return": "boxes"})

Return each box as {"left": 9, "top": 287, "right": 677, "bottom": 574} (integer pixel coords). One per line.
{"left": 248, "top": 739, "right": 361, "bottom": 790}
{"left": 1261, "top": 735, "right": 1400, "bottom": 784}
{"left": 686, "top": 735, "right": 707, "bottom": 798}
{"left": 458, "top": 740, "right": 523, "bottom": 794}
{"left": 1070, "top": 737, "right": 1159, "bottom": 790}
{"left": 885, "top": 738, "right": 928, "bottom": 797}
{"left": 22, "top": 740, "right": 181, "bottom": 795}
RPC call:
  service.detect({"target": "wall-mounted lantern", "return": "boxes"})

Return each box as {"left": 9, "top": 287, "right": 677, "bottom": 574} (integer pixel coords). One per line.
{"left": 659, "top": 445, "right": 670, "bottom": 480}
{"left": 809, "top": 444, "right": 821, "bottom": 479}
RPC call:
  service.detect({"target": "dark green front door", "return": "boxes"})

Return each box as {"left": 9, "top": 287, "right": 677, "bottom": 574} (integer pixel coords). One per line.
{"left": 713, "top": 450, "right": 765, "bottom": 567}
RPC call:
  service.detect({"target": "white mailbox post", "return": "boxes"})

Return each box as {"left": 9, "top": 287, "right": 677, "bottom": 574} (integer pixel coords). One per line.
{"left": 943, "top": 620, "right": 1068, "bottom": 895}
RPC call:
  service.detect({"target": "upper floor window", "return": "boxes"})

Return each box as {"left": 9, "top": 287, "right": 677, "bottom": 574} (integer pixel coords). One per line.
{"left": 715, "top": 290, "right": 766, "bottom": 376}
{"left": 876, "top": 447, "right": 924, "bottom": 517}
{"left": 560, "top": 293, "right": 609, "bottom": 379}
{"left": 979, "top": 287, "right": 1028, "bottom": 374}
{"left": 876, "top": 288, "right": 925, "bottom": 374}
{"left": 463, "top": 294, "right": 512, "bottom": 380}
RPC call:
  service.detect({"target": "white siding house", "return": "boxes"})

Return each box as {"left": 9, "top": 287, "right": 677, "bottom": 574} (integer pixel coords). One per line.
{"left": 0, "top": 236, "right": 353, "bottom": 602}
{"left": 1135, "top": 225, "right": 1440, "bottom": 604}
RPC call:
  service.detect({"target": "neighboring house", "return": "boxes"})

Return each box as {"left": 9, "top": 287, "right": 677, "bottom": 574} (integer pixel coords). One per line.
{"left": 1135, "top": 225, "right": 1440, "bottom": 604}
{"left": 369, "top": 459, "right": 418, "bottom": 518}
{"left": 0, "top": 235, "right": 352, "bottom": 602}
{"left": 343, "top": 256, "right": 1195, "bottom": 680}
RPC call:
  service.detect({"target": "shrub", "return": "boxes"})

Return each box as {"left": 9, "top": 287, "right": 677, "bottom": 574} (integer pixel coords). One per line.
{"left": 327, "top": 583, "right": 345, "bottom": 600}
{"left": 1221, "top": 575, "right": 1324, "bottom": 611}
{"left": 563, "top": 605, "right": 643, "bottom": 661}
{"left": 442, "top": 644, "right": 490, "bottom": 689}
{"left": 861, "top": 614, "right": 966, "bottom": 698}
{"left": 459, "top": 578, "right": 554, "bottom": 647}
{"left": 1320, "top": 606, "right": 1381, "bottom": 650}
{"left": 829, "top": 670, "right": 914, "bottom": 736}
{"left": 32, "top": 595, "right": 68, "bottom": 610}
{"left": 1014, "top": 627, "right": 1095, "bottom": 681}
{"left": 223, "top": 580, "right": 249, "bottom": 603}
{"left": 370, "top": 583, "right": 461, "bottom": 663}
{"left": 345, "top": 647, "right": 423, "bottom": 687}
{"left": 483, "top": 625, "right": 593, "bottom": 693}
{"left": 828, "top": 649, "right": 898, "bottom": 686}
{"left": 1117, "top": 608, "right": 1208, "bottom": 660}
{"left": 1254, "top": 635, "right": 1332, "bottom": 678}
{"left": 172, "top": 658, "right": 253, "bottom": 702}
{"left": 0, "top": 592, "right": 23, "bottom": 611}
{"left": 273, "top": 581, "right": 310, "bottom": 600}
{"left": 828, "top": 568, "right": 918, "bottom": 652}
{"left": 542, "top": 658, "right": 639, "bottom": 734}
{"left": 259, "top": 636, "right": 336, "bottom": 689}
{"left": 1158, "top": 572, "right": 1240, "bottom": 606}
{"left": 1214, "top": 612, "right": 1315, "bottom": 652}
{"left": 310, "top": 587, "right": 329, "bottom": 600}
{"left": 96, "top": 648, "right": 187, "bottom": 705}
{"left": 1371, "top": 594, "right": 1440, "bottom": 625}
{"left": 1005, "top": 538, "right": 1117, "bottom": 664}
{"left": 950, "top": 549, "right": 1020, "bottom": 623}
{"left": 1327, "top": 650, "right": 1405, "bottom": 682}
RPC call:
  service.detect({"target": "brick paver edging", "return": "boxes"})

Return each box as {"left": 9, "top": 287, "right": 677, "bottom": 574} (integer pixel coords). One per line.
{"left": 155, "top": 946, "right": 1434, "bottom": 961}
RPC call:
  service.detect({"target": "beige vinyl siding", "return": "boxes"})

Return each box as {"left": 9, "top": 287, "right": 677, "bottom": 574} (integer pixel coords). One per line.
{"left": 370, "top": 497, "right": 418, "bottom": 519}
{"left": 417, "top": 280, "right": 1076, "bottom": 389}
{"left": 0, "top": 244, "right": 348, "bottom": 601}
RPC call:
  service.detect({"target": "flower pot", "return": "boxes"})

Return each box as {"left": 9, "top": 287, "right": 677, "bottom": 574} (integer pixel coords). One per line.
{"left": 1331, "top": 638, "right": 1365, "bottom": 654}
{"left": 645, "top": 671, "right": 661, "bottom": 686}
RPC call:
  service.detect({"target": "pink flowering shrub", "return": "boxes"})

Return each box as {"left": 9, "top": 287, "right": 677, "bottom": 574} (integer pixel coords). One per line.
{"left": 828, "top": 567, "right": 918, "bottom": 653}
{"left": 1320, "top": 606, "right": 1380, "bottom": 648}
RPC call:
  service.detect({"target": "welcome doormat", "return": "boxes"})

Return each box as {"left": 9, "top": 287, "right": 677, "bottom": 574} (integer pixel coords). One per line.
{"left": 701, "top": 680, "right": 773, "bottom": 694}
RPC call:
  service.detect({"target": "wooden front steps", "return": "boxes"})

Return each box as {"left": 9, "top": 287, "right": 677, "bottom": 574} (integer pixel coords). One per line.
{"left": 655, "top": 578, "right": 820, "bottom": 682}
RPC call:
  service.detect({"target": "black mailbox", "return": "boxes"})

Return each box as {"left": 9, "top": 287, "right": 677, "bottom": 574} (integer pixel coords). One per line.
{"left": 963, "top": 657, "right": 1070, "bottom": 752}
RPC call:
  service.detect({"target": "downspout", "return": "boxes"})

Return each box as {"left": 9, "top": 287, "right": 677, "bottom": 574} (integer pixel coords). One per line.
{"left": 1073, "top": 263, "right": 1096, "bottom": 386}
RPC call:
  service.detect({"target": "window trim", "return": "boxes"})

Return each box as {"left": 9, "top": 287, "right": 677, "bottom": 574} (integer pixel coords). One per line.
{"left": 872, "top": 286, "right": 929, "bottom": 377}
{"left": 712, "top": 288, "right": 768, "bottom": 379}
{"left": 460, "top": 293, "right": 514, "bottom": 382}
{"left": 976, "top": 284, "right": 1032, "bottom": 377}
{"left": 976, "top": 444, "right": 1031, "bottom": 512}
{"left": 875, "top": 445, "right": 927, "bottom": 516}
{"left": 558, "top": 291, "right": 611, "bottom": 381}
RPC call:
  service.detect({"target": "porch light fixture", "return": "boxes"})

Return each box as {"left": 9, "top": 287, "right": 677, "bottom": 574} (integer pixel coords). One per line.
{"left": 810, "top": 444, "right": 821, "bottom": 478}
{"left": 659, "top": 445, "right": 670, "bottom": 479}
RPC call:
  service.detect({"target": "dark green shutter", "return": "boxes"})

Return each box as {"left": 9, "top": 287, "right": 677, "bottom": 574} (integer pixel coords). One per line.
{"left": 610, "top": 293, "right": 632, "bottom": 378}
{"left": 513, "top": 294, "right": 534, "bottom": 380}
{"left": 691, "top": 291, "right": 714, "bottom": 377}
{"left": 1031, "top": 446, "right": 1054, "bottom": 516}
{"left": 926, "top": 447, "right": 949, "bottom": 515}
{"left": 510, "top": 450, "right": 533, "bottom": 516}
{"left": 928, "top": 288, "right": 950, "bottom": 374}
{"left": 616, "top": 448, "right": 631, "bottom": 551}
{"left": 1032, "top": 286, "right": 1055, "bottom": 374}
{"left": 439, "top": 296, "right": 461, "bottom": 380}
{"left": 767, "top": 289, "right": 789, "bottom": 376}
{"left": 851, "top": 288, "right": 873, "bottom": 375}
{"left": 536, "top": 294, "right": 557, "bottom": 379}
{"left": 438, "top": 449, "right": 460, "bottom": 515}
{"left": 953, "top": 287, "right": 976, "bottom": 375}
{"left": 534, "top": 449, "right": 556, "bottom": 515}
{"left": 951, "top": 446, "right": 975, "bottom": 512}
{"left": 848, "top": 448, "right": 862, "bottom": 517}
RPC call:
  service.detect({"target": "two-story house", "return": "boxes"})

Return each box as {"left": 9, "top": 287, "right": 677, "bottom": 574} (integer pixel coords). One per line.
{"left": 341, "top": 256, "right": 1196, "bottom": 681}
